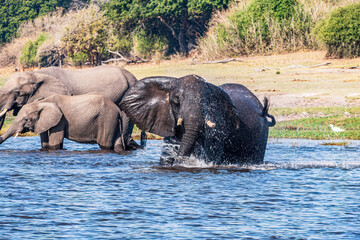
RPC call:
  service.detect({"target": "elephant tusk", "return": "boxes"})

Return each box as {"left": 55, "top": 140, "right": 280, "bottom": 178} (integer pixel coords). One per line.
{"left": 13, "top": 132, "right": 19, "bottom": 140}
{"left": 0, "top": 109, "right": 8, "bottom": 117}
{"left": 177, "top": 118, "right": 183, "bottom": 126}
{"left": 206, "top": 120, "right": 216, "bottom": 128}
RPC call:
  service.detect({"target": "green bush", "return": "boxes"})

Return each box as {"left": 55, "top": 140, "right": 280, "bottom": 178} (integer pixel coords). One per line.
{"left": 200, "top": 0, "right": 314, "bottom": 59}
{"left": 20, "top": 32, "right": 49, "bottom": 67}
{"left": 133, "top": 30, "right": 167, "bottom": 59}
{"left": 314, "top": 3, "right": 360, "bottom": 58}
{"left": 64, "top": 52, "right": 88, "bottom": 67}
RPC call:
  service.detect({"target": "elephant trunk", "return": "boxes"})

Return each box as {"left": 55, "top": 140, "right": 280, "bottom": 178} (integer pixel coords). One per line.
{"left": 178, "top": 124, "right": 199, "bottom": 157}
{"left": 0, "top": 128, "right": 18, "bottom": 145}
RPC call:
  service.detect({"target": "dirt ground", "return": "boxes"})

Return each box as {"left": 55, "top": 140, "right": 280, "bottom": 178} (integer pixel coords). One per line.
{"left": 125, "top": 51, "right": 360, "bottom": 109}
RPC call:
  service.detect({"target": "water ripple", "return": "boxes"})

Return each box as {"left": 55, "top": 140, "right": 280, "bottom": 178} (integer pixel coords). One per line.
{"left": 0, "top": 137, "right": 359, "bottom": 239}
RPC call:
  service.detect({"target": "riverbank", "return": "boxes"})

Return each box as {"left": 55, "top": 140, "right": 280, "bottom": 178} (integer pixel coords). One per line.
{"left": 0, "top": 51, "right": 359, "bottom": 140}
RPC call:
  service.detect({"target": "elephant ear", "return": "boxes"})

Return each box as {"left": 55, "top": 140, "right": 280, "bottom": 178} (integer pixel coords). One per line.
{"left": 34, "top": 102, "right": 63, "bottom": 134}
{"left": 120, "top": 77, "right": 176, "bottom": 137}
{"left": 30, "top": 72, "right": 71, "bottom": 97}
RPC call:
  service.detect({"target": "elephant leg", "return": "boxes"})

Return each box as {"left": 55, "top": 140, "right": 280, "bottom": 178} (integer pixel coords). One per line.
{"left": 40, "top": 132, "right": 50, "bottom": 150}
{"left": 97, "top": 124, "right": 117, "bottom": 152}
{"left": 120, "top": 111, "right": 141, "bottom": 150}
{"left": 99, "top": 145, "right": 113, "bottom": 151}
{"left": 113, "top": 136, "right": 125, "bottom": 153}
{"left": 47, "top": 123, "right": 65, "bottom": 150}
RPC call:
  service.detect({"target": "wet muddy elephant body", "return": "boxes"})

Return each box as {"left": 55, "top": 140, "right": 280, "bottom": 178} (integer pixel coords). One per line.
{"left": 0, "top": 66, "right": 140, "bottom": 150}
{"left": 0, "top": 94, "right": 132, "bottom": 152}
{"left": 120, "top": 75, "right": 275, "bottom": 165}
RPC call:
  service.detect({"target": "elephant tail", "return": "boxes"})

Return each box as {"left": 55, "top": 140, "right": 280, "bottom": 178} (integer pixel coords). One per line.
{"left": 262, "top": 97, "right": 276, "bottom": 127}
{"left": 119, "top": 117, "right": 127, "bottom": 151}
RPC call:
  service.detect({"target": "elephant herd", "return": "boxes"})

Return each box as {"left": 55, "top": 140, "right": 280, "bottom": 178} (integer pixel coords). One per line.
{"left": 0, "top": 66, "right": 276, "bottom": 166}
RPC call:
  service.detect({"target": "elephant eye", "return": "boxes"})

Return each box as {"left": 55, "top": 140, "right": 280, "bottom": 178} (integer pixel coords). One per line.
{"left": 171, "top": 95, "right": 180, "bottom": 105}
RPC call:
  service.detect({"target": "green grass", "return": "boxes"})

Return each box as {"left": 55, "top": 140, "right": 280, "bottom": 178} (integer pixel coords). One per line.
{"left": 269, "top": 116, "right": 360, "bottom": 140}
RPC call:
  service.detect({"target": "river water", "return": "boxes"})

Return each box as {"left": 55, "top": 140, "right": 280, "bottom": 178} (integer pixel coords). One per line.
{"left": 0, "top": 137, "right": 359, "bottom": 239}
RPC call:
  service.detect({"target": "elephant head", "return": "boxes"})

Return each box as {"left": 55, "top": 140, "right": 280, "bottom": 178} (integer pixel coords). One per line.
{"left": 0, "top": 101, "right": 62, "bottom": 144}
{"left": 0, "top": 71, "right": 70, "bottom": 130}
{"left": 120, "top": 75, "right": 240, "bottom": 161}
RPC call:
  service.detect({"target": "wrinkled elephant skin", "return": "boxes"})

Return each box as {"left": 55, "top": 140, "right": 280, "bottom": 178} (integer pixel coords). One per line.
{"left": 120, "top": 75, "right": 276, "bottom": 166}
{"left": 0, "top": 94, "right": 131, "bottom": 152}
{"left": 0, "top": 66, "right": 142, "bottom": 150}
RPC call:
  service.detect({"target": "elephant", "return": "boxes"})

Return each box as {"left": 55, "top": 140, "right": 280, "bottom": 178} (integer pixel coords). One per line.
{"left": 120, "top": 75, "right": 276, "bottom": 166}
{"left": 0, "top": 93, "right": 143, "bottom": 152}
{"left": 0, "top": 66, "right": 142, "bottom": 150}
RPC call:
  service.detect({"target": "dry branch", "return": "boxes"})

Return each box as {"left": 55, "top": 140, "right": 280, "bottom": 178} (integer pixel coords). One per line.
{"left": 102, "top": 49, "right": 149, "bottom": 65}
{"left": 190, "top": 58, "right": 243, "bottom": 65}
{"left": 254, "top": 62, "right": 333, "bottom": 72}
{"left": 308, "top": 62, "right": 331, "bottom": 68}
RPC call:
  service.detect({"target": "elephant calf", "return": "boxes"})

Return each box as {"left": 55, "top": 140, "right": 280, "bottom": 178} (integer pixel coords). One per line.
{"left": 0, "top": 93, "right": 135, "bottom": 152}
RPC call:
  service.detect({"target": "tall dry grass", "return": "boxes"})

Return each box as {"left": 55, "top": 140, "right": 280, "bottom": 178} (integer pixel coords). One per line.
{"left": 199, "top": 0, "right": 359, "bottom": 60}
{"left": 298, "top": 0, "right": 359, "bottom": 22}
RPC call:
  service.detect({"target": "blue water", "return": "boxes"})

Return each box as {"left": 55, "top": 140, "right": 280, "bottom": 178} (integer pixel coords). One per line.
{"left": 0, "top": 137, "right": 359, "bottom": 239}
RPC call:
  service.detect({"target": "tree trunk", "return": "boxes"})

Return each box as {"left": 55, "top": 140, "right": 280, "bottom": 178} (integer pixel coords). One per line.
{"left": 178, "top": 0, "right": 189, "bottom": 57}
{"left": 157, "top": 1, "right": 189, "bottom": 57}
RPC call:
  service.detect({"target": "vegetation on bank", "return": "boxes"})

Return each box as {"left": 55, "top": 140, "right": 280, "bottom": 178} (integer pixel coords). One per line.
{"left": 1, "top": 0, "right": 360, "bottom": 68}
{"left": 199, "top": 0, "right": 314, "bottom": 59}
{"left": 314, "top": 2, "right": 360, "bottom": 58}
{"left": 0, "top": 0, "right": 72, "bottom": 43}
{"left": 0, "top": 0, "right": 230, "bottom": 67}
{"left": 269, "top": 107, "right": 360, "bottom": 140}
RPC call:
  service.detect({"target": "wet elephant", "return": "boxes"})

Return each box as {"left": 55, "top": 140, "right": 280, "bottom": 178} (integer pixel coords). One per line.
{"left": 120, "top": 75, "right": 275, "bottom": 165}
{"left": 0, "top": 66, "right": 142, "bottom": 150}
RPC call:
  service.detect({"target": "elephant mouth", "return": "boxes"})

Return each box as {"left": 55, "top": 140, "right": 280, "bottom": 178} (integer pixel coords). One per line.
{"left": 23, "top": 126, "right": 34, "bottom": 133}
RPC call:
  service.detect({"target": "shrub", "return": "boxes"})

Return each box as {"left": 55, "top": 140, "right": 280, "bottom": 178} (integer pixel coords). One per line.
{"left": 61, "top": 5, "right": 111, "bottom": 65}
{"left": 36, "top": 39, "right": 64, "bottom": 67}
{"left": 20, "top": 33, "right": 49, "bottom": 67}
{"left": 133, "top": 30, "right": 168, "bottom": 59}
{"left": 63, "top": 52, "right": 88, "bottom": 67}
{"left": 199, "top": 0, "right": 315, "bottom": 59}
{"left": 314, "top": 3, "right": 360, "bottom": 58}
